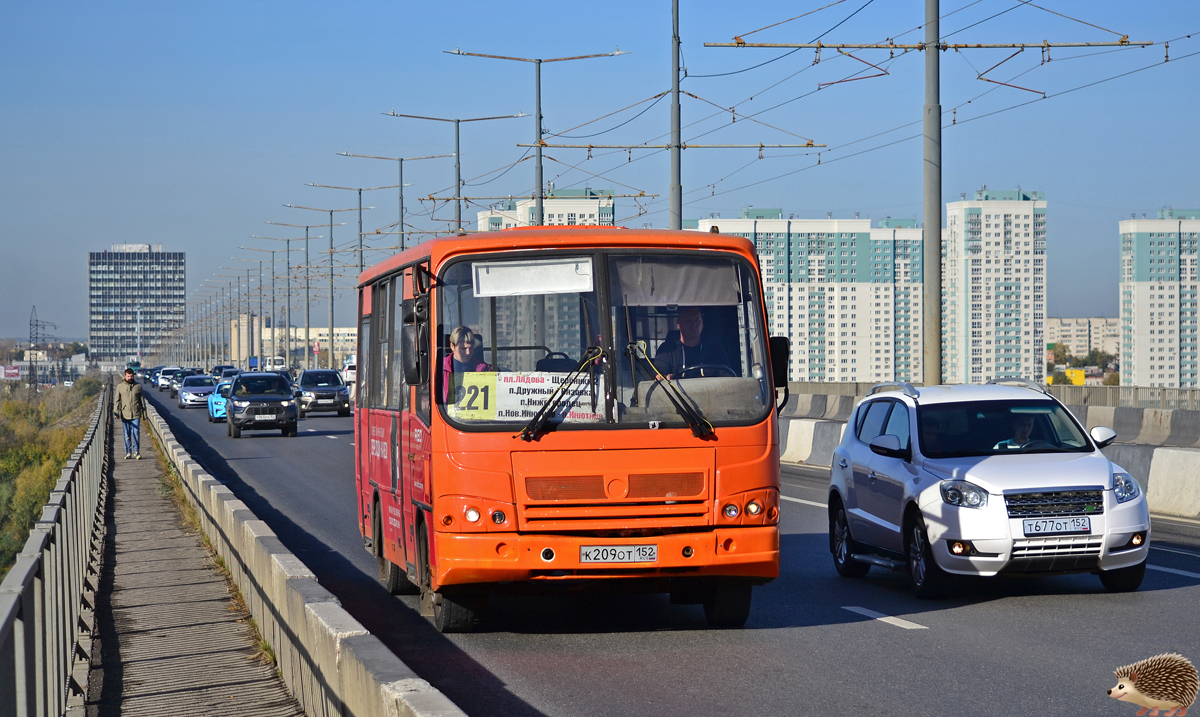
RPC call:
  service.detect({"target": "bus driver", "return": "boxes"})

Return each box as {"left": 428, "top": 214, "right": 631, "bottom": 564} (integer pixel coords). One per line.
{"left": 654, "top": 306, "right": 732, "bottom": 380}
{"left": 442, "top": 326, "right": 490, "bottom": 401}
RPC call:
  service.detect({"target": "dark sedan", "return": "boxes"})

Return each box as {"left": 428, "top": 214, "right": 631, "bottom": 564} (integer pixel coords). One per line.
{"left": 225, "top": 372, "right": 299, "bottom": 438}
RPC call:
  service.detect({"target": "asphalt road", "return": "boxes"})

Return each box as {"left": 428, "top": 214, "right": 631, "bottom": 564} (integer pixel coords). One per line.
{"left": 144, "top": 385, "right": 1200, "bottom": 717}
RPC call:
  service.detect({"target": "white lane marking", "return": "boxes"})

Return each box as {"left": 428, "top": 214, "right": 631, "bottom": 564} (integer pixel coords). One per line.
{"left": 1150, "top": 545, "right": 1200, "bottom": 559}
{"left": 327, "top": 435, "right": 337, "bottom": 440}
{"left": 780, "top": 495, "right": 827, "bottom": 508}
{"left": 841, "top": 606, "right": 928, "bottom": 630}
{"left": 1148, "top": 565, "right": 1200, "bottom": 580}
{"left": 307, "top": 429, "right": 316, "bottom": 432}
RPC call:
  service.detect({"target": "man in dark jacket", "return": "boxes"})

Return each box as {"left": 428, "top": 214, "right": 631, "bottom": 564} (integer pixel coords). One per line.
{"left": 114, "top": 368, "right": 146, "bottom": 459}
{"left": 654, "top": 307, "right": 733, "bottom": 379}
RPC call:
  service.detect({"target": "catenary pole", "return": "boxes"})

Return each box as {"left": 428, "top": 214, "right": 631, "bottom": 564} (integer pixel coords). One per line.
{"left": 670, "top": 0, "right": 682, "bottom": 230}
{"left": 923, "top": 0, "right": 942, "bottom": 386}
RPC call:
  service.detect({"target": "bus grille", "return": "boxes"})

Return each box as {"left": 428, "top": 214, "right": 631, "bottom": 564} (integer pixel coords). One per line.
{"left": 526, "top": 476, "right": 606, "bottom": 501}
{"left": 519, "top": 472, "right": 711, "bottom": 531}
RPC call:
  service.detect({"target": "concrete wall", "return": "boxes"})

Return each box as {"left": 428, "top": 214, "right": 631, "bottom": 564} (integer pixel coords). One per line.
{"left": 144, "top": 406, "right": 465, "bottom": 717}
{"left": 781, "top": 394, "right": 1200, "bottom": 519}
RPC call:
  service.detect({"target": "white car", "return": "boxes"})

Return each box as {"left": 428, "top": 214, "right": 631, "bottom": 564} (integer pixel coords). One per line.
{"left": 828, "top": 379, "right": 1150, "bottom": 597}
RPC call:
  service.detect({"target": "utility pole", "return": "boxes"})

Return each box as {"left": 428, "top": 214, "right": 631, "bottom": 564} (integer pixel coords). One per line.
{"left": 305, "top": 182, "right": 383, "bottom": 277}
{"left": 705, "top": 12, "right": 1147, "bottom": 385}
{"left": 242, "top": 247, "right": 279, "bottom": 364}
{"left": 670, "top": 0, "right": 682, "bottom": 230}
{"left": 283, "top": 205, "right": 356, "bottom": 368}
{"left": 445, "top": 47, "right": 628, "bottom": 226}
{"left": 338, "top": 152, "right": 452, "bottom": 251}
{"left": 383, "top": 112, "right": 526, "bottom": 233}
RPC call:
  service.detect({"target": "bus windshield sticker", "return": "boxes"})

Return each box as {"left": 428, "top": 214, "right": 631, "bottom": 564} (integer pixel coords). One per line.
{"left": 472, "top": 257, "right": 594, "bottom": 298}
{"left": 448, "top": 371, "right": 604, "bottom": 423}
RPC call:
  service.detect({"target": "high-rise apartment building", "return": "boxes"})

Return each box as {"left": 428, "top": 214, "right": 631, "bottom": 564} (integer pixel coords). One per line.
{"left": 477, "top": 188, "right": 615, "bottom": 231}
{"left": 696, "top": 209, "right": 923, "bottom": 383}
{"left": 1045, "top": 317, "right": 1120, "bottom": 359}
{"left": 88, "top": 244, "right": 186, "bottom": 361}
{"left": 943, "top": 188, "right": 1047, "bottom": 384}
{"left": 1118, "top": 208, "right": 1200, "bottom": 387}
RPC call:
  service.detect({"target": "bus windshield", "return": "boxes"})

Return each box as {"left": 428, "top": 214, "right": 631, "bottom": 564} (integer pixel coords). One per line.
{"left": 437, "top": 251, "right": 770, "bottom": 430}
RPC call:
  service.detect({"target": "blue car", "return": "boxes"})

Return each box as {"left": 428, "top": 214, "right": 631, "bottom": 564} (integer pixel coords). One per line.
{"left": 207, "top": 380, "right": 232, "bottom": 422}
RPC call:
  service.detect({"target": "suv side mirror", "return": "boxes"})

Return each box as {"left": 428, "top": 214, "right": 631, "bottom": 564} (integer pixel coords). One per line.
{"left": 402, "top": 323, "right": 429, "bottom": 385}
{"left": 869, "top": 434, "right": 910, "bottom": 460}
{"left": 219, "top": 387, "right": 230, "bottom": 398}
{"left": 1090, "top": 426, "right": 1117, "bottom": 449}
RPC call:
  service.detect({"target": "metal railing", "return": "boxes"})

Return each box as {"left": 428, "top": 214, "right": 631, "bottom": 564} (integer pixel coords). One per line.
{"left": 787, "top": 381, "right": 1200, "bottom": 410}
{"left": 0, "top": 379, "right": 112, "bottom": 716}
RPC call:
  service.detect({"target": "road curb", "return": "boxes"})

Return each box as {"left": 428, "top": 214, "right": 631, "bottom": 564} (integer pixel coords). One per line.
{"left": 143, "top": 404, "right": 468, "bottom": 717}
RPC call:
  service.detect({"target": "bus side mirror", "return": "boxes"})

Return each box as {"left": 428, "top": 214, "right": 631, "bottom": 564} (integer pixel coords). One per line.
{"left": 769, "top": 336, "right": 790, "bottom": 387}
{"left": 401, "top": 296, "right": 428, "bottom": 324}
{"left": 402, "top": 324, "right": 429, "bottom": 385}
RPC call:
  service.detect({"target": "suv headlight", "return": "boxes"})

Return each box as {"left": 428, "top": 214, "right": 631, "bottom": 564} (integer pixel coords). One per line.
{"left": 940, "top": 480, "right": 988, "bottom": 508}
{"left": 302, "top": 391, "right": 315, "bottom": 398}
{"left": 337, "top": 387, "right": 349, "bottom": 395}
{"left": 1113, "top": 472, "right": 1141, "bottom": 503}
{"left": 280, "top": 400, "right": 293, "bottom": 407}
{"left": 233, "top": 400, "right": 250, "bottom": 408}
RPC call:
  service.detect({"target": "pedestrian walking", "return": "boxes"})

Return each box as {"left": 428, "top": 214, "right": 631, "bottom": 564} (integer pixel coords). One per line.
{"left": 114, "top": 368, "right": 147, "bottom": 459}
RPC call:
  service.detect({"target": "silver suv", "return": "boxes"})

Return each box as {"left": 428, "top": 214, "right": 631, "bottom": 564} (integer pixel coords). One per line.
{"left": 828, "top": 379, "right": 1150, "bottom": 597}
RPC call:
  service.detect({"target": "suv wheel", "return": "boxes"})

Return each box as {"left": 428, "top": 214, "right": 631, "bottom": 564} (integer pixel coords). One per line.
{"left": 907, "top": 512, "right": 949, "bottom": 599}
{"left": 230, "top": 421, "right": 241, "bottom": 439}
{"left": 830, "top": 502, "right": 870, "bottom": 578}
{"left": 1099, "top": 560, "right": 1146, "bottom": 592}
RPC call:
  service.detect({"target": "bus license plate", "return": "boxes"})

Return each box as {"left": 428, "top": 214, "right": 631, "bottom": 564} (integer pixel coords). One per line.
{"left": 1022, "top": 516, "right": 1090, "bottom": 536}
{"left": 579, "top": 545, "right": 658, "bottom": 563}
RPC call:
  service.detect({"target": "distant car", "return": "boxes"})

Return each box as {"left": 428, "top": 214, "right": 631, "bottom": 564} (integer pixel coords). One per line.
{"left": 295, "top": 369, "right": 351, "bottom": 418}
{"left": 211, "top": 364, "right": 235, "bottom": 378}
{"left": 168, "top": 370, "right": 192, "bottom": 398}
{"left": 178, "top": 374, "right": 217, "bottom": 409}
{"left": 220, "top": 368, "right": 241, "bottom": 381}
{"left": 157, "top": 367, "right": 181, "bottom": 391}
{"left": 226, "top": 372, "right": 298, "bottom": 438}
{"left": 828, "top": 379, "right": 1150, "bottom": 598}
{"left": 63, "top": 380, "right": 75, "bottom": 388}
{"left": 342, "top": 362, "right": 357, "bottom": 401}
{"left": 207, "top": 380, "right": 232, "bottom": 422}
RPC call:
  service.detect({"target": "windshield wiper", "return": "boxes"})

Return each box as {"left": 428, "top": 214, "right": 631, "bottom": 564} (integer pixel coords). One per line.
{"left": 627, "top": 343, "right": 713, "bottom": 439}
{"left": 517, "top": 347, "right": 604, "bottom": 442}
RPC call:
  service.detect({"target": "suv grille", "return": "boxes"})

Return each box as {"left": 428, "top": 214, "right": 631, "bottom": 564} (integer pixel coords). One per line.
{"left": 248, "top": 406, "right": 283, "bottom": 416}
{"left": 1005, "top": 489, "right": 1104, "bottom": 518}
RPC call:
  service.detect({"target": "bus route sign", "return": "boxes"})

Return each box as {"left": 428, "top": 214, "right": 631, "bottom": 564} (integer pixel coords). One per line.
{"left": 448, "top": 371, "right": 604, "bottom": 423}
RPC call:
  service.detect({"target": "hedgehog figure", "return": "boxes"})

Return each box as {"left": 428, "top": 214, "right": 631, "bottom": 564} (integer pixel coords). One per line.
{"left": 1108, "top": 653, "right": 1199, "bottom": 716}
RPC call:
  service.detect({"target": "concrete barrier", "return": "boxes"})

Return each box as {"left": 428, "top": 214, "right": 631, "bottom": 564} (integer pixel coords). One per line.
{"left": 1146, "top": 448, "right": 1200, "bottom": 517}
{"left": 144, "top": 407, "right": 466, "bottom": 717}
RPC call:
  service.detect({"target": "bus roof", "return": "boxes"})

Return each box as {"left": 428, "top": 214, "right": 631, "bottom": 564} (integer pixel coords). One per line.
{"left": 356, "top": 227, "right": 756, "bottom": 288}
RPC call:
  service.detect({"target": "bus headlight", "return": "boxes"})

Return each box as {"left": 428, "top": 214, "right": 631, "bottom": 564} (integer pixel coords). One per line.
{"left": 723, "top": 504, "right": 740, "bottom": 519}
{"left": 745, "top": 500, "right": 762, "bottom": 516}
{"left": 464, "top": 508, "right": 481, "bottom": 523}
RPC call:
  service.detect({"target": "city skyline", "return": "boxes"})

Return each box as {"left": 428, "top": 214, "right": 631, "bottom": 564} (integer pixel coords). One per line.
{"left": 2, "top": 1, "right": 1198, "bottom": 338}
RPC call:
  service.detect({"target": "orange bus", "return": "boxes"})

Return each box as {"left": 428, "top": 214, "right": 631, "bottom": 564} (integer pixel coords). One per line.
{"left": 354, "top": 227, "right": 789, "bottom": 632}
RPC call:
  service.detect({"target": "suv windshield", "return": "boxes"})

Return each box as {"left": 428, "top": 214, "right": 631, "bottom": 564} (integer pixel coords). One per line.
{"left": 233, "top": 376, "right": 292, "bottom": 396}
{"left": 300, "top": 371, "right": 343, "bottom": 387}
{"left": 917, "top": 399, "right": 1092, "bottom": 458}
{"left": 182, "top": 376, "right": 215, "bottom": 387}
{"left": 437, "top": 252, "right": 769, "bottom": 430}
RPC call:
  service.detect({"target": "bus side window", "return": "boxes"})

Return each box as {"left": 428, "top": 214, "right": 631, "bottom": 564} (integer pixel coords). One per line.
{"left": 414, "top": 263, "right": 432, "bottom": 425}
{"left": 357, "top": 314, "right": 370, "bottom": 409}
{"left": 390, "top": 272, "right": 407, "bottom": 410}
{"left": 371, "top": 280, "right": 390, "bottom": 408}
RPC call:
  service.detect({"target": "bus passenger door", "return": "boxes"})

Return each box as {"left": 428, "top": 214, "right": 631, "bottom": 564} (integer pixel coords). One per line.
{"left": 356, "top": 292, "right": 372, "bottom": 539}
{"left": 369, "top": 279, "right": 400, "bottom": 562}
{"left": 389, "top": 271, "right": 416, "bottom": 575}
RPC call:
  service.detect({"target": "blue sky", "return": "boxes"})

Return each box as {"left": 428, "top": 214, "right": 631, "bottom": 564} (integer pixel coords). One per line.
{"left": 2, "top": 1, "right": 1197, "bottom": 339}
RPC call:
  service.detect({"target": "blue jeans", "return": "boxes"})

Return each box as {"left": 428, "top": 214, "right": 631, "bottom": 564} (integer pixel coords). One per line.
{"left": 122, "top": 418, "right": 141, "bottom": 455}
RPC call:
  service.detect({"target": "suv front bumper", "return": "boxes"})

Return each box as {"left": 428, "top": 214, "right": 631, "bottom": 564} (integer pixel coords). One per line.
{"left": 299, "top": 395, "right": 351, "bottom": 412}
{"left": 920, "top": 490, "right": 1150, "bottom": 576}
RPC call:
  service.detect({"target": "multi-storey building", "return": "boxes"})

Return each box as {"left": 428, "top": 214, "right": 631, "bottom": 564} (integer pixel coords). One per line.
{"left": 942, "top": 188, "right": 1047, "bottom": 384}
{"left": 696, "top": 209, "right": 924, "bottom": 383}
{"left": 1045, "top": 317, "right": 1120, "bottom": 359}
{"left": 476, "top": 188, "right": 615, "bottom": 231}
{"left": 88, "top": 244, "right": 186, "bottom": 361}
{"left": 1119, "top": 208, "right": 1200, "bottom": 387}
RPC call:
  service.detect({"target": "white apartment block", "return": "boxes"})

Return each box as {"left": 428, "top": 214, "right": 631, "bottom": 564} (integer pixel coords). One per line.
{"left": 697, "top": 209, "right": 923, "bottom": 383}
{"left": 1119, "top": 208, "right": 1200, "bottom": 388}
{"left": 943, "top": 188, "right": 1047, "bottom": 384}
{"left": 477, "top": 188, "right": 614, "bottom": 231}
{"left": 1045, "top": 317, "right": 1120, "bottom": 358}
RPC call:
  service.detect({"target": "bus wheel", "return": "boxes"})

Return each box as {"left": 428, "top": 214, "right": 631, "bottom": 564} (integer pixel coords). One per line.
{"left": 703, "top": 579, "right": 753, "bottom": 628}
{"left": 432, "top": 590, "right": 483, "bottom": 634}
{"left": 375, "top": 504, "right": 418, "bottom": 595}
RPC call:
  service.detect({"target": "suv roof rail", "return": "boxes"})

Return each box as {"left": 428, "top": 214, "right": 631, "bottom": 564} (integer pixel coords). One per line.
{"left": 867, "top": 381, "right": 920, "bottom": 399}
{"left": 985, "top": 376, "right": 1050, "bottom": 394}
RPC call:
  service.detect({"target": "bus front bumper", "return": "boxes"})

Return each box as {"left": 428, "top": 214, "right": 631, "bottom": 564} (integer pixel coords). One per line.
{"left": 433, "top": 526, "right": 779, "bottom": 587}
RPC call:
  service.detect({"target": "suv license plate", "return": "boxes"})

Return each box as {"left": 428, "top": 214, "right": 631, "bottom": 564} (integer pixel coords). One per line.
{"left": 1022, "top": 517, "right": 1090, "bottom": 536}
{"left": 253, "top": 414, "right": 275, "bottom": 421}
{"left": 579, "top": 545, "right": 658, "bottom": 563}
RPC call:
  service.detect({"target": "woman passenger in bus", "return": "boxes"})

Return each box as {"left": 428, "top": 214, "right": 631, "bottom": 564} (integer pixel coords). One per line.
{"left": 442, "top": 326, "right": 490, "bottom": 402}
